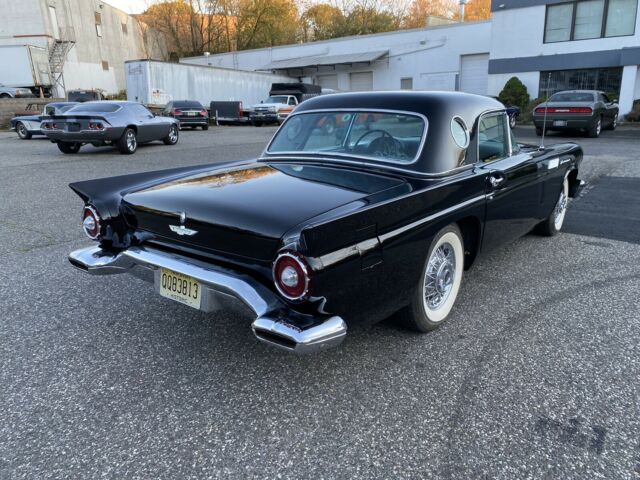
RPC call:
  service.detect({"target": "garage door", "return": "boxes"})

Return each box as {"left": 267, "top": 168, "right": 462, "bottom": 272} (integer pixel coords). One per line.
{"left": 460, "top": 54, "right": 489, "bottom": 95}
{"left": 316, "top": 74, "right": 338, "bottom": 90}
{"left": 350, "top": 72, "right": 373, "bottom": 91}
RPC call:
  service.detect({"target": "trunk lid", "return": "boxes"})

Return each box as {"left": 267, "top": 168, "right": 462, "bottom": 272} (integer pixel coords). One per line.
{"left": 122, "top": 162, "right": 405, "bottom": 261}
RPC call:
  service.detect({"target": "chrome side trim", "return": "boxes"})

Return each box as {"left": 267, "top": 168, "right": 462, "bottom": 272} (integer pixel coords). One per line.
{"left": 313, "top": 195, "right": 486, "bottom": 269}
{"left": 252, "top": 316, "right": 347, "bottom": 354}
{"left": 379, "top": 195, "right": 486, "bottom": 243}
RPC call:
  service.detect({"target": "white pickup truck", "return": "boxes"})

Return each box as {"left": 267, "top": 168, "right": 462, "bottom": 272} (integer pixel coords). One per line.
{"left": 250, "top": 95, "right": 298, "bottom": 126}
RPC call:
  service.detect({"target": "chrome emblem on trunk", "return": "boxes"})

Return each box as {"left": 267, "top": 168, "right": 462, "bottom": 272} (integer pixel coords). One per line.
{"left": 170, "top": 211, "right": 198, "bottom": 236}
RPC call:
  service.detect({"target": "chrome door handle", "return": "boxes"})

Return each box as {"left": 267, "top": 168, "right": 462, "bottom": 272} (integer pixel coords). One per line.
{"left": 489, "top": 175, "right": 505, "bottom": 188}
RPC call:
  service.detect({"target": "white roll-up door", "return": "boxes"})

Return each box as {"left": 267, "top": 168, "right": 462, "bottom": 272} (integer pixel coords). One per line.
{"left": 316, "top": 74, "right": 338, "bottom": 90}
{"left": 460, "top": 54, "right": 489, "bottom": 95}
{"left": 349, "top": 72, "right": 373, "bottom": 91}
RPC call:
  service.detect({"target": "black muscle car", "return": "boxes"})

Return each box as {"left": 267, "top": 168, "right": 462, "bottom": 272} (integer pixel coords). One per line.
{"left": 42, "top": 101, "right": 180, "bottom": 154}
{"left": 68, "top": 92, "right": 583, "bottom": 354}
{"left": 533, "top": 90, "right": 619, "bottom": 138}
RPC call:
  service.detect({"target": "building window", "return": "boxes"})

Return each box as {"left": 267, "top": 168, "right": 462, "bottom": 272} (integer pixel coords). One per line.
{"left": 400, "top": 77, "right": 413, "bottom": 90}
{"left": 95, "top": 12, "right": 102, "bottom": 37}
{"left": 102, "top": 61, "right": 109, "bottom": 71}
{"left": 606, "top": 0, "right": 638, "bottom": 35}
{"left": 544, "top": 0, "right": 638, "bottom": 42}
{"left": 539, "top": 67, "right": 623, "bottom": 99}
{"left": 121, "top": 23, "right": 128, "bottom": 34}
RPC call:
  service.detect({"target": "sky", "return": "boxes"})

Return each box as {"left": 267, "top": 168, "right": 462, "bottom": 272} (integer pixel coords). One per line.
{"left": 103, "top": 0, "right": 149, "bottom": 14}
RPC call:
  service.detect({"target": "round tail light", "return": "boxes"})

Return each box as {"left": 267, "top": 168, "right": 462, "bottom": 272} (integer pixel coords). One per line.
{"left": 82, "top": 205, "right": 101, "bottom": 240}
{"left": 273, "top": 252, "right": 312, "bottom": 301}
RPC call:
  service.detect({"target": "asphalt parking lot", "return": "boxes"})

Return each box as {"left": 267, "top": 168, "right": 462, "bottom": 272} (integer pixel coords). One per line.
{"left": 1, "top": 125, "right": 639, "bottom": 479}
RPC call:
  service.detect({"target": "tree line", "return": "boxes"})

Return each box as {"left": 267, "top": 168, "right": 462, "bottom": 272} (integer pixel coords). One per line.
{"left": 138, "top": 0, "right": 491, "bottom": 60}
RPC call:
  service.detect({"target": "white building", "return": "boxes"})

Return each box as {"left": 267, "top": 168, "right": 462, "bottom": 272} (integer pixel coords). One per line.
{"left": 183, "top": 0, "right": 640, "bottom": 116}
{"left": 182, "top": 21, "right": 493, "bottom": 96}
{"left": 0, "top": 0, "right": 165, "bottom": 96}
{"left": 488, "top": 0, "right": 640, "bottom": 115}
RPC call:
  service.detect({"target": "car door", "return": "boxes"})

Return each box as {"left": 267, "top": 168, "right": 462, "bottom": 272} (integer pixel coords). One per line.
{"left": 599, "top": 93, "right": 616, "bottom": 126}
{"left": 131, "top": 104, "right": 160, "bottom": 141}
{"left": 476, "top": 112, "right": 544, "bottom": 251}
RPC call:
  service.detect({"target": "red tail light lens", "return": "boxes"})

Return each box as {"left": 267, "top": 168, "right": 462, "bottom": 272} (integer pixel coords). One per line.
{"left": 535, "top": 107, "right": 593, "bottom": 114}
{"left": 173, "top": 109, "right": 182, "bottom": 115}
{"left": 82, "top": 205, "right": 101, "bottom": 240}
{"left": 200, "top": 109, "right": 208, "bottom": 117}
{"left": 88, "top": 122, "right": 104, "bottom": 130}
{"left": 273, "top": 252, "right": 312, "bottom": 301}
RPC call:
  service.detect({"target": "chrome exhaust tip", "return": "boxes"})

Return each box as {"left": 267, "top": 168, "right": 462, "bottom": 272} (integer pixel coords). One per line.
{"left": 252, "top": 316, "right": 347, "bottom": 354}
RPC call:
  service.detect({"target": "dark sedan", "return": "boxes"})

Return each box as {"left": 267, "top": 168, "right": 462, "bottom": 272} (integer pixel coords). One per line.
{"left": 42, "top": 101, "right": 179, "bottom": 155}
{"left": 67, "top": 92, "right": 582, "bottom": 354}
{"left": 163, "top": 100, "right": 209, "bottom": 130}
{"left": 533, "top": 90, "right": 619, "bottom": 138}
{"left": 11, "top": 102, "right": 78, "bottom": 139}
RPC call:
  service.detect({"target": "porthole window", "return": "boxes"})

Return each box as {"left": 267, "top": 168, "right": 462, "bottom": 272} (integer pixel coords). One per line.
{"left": 451, "top": 117, "right": 469, "bottom": 149}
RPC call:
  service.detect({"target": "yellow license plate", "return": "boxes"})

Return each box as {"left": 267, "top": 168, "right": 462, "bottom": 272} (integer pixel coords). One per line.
{"left": 159, "top": 268, "right": 201, "bottom": 309}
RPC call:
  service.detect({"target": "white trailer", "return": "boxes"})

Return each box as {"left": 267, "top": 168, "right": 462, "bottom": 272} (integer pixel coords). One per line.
{"left": 125, "top": 60, "right": 295, "bottom": 109}
{"left": 0, "top": 45, "right": 52, "bottom": 92}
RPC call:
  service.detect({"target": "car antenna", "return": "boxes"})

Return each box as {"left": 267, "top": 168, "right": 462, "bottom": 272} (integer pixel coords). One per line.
{"left": 539, "top": 73, "right": 552, "bottom": 151}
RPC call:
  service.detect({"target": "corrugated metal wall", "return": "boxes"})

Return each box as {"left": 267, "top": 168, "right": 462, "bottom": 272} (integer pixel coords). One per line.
{"left": 125, "top": 60, "right": 295, "bottom": 107}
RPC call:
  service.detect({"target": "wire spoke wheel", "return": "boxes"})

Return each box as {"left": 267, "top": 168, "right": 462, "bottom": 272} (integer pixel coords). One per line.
{"left": 424, "top": 242, "right": 456, "bottom": 310}
{"left": 553, "top": 177, "right": 569, "bottom": 231}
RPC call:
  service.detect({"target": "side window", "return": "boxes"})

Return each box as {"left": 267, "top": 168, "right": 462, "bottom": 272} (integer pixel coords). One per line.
{"left": 478, "top": 113, "right": 509, "bottom": 163}
{"left": 600, "top": 93, "right": 610, "bottom": 103}
{"left": 509, "top": 126, "right": 520, "bottom": 155}
{"left": 288, "top": 97, "right": 296, "bottom": 106}
{"left": 131, "top": 104, "right": 152, "bottom": 117}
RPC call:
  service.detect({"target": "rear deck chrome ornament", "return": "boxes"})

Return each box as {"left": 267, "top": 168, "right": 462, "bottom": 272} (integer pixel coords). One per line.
{"left": 170, "top": 211, "right": 197, "bottom": 236}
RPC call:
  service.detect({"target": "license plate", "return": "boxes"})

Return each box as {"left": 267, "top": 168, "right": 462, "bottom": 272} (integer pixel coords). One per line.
{"left": 553, "top": 120, "right": 567, "bottom": 127}
{"left": 159, "top": 268, "right": 201, "bottom": 309}
{"left": 187, "top": 111, "right": 196, "bottom": 116}
{"left": 256, "top": 113, "right": 264, "bottom": 117}
{"left": 68, "top": 123, "right": 81, "bottom": 132}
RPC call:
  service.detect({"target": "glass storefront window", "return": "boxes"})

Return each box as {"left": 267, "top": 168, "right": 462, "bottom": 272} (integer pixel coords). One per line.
{"left": 539, "top": 68, "right": 623, "bottom": 99}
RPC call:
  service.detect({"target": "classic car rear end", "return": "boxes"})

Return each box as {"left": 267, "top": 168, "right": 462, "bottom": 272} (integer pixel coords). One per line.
{"left": 67, "top": 92, "right": 583, "bottom": 354}
{"left": 43, "top": 101, "right": 179, "bottom": 154}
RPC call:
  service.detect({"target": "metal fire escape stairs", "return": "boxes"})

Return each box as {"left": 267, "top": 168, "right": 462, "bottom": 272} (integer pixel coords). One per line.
{"left": 48, "top": 27, "right": 76, "bottom": 97}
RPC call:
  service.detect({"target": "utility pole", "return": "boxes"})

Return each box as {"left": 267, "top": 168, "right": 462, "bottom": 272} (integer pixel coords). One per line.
{"left": 460, "top": 0, "right": 468, "bottom": 22}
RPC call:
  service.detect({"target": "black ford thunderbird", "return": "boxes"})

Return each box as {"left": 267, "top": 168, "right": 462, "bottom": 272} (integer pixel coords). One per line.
{"left": 68, "top": 92, "right": 583, "bottom": 354}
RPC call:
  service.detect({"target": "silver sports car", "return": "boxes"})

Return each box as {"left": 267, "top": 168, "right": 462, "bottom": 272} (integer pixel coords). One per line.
{"left": 42, "top": 101, "right": 180, "bottom": 155}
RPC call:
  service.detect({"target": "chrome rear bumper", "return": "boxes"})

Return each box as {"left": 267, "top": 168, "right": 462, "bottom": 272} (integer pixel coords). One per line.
{"left": 69, "top": 246, "right": 346, "bottom": 354}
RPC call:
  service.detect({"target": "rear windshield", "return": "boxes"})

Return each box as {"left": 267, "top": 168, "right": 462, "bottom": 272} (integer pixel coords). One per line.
{"left": 173, "top": 101, "right": 203, "bottom": 109}
{"left": 66, "top": 103, "right": 121, "bottom": 113}
{"left": 549, "top": 92, "right": 594, "bottom": 102}
{"left": 267, "top": 111, "right": 426, "bottom": 164}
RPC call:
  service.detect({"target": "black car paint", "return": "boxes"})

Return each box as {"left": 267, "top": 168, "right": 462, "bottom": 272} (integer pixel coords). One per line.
{"left": 69, "top": 92, "right": 582, "bottom": 327}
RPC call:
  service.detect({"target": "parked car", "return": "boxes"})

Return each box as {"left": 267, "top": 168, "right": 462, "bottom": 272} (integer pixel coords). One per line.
{"left": 250, "top": 95, "right": 298, "bottom": 126}
{"left": 10, "top": 102, "right": 78, "bottom": 139}
{"left": 533, "top": 90, "right": 618, "bottom": 138}
{"left": 67, "top": 89, "right": 105, "bottom": 103}
{"left": 490, "top": 96, "right": 520, "bottom": 128}
{"left": 67, "top": 92, "right": 583, "bottom": 354}
{"left": 41, "top": 101, "right": 179, "bottom": 155}
{"left": 0, "top": 84, "right": 35, "bottom": 99}
{"left": 163, "top": 100, "right": 209, "bottom": 130}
